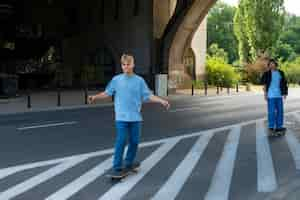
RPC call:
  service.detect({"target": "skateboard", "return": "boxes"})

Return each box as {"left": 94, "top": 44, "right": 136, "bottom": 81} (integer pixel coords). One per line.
{"left": 268, "top": 128, "right": 286, "bottom": 137}
{"left": 107, "top": 166, "right": 140, "bottom": 182}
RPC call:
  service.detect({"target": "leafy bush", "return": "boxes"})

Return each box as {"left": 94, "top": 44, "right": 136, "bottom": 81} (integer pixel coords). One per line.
{"left": 192, "top": 80, "right": 205, "bottom": 89}
{"left": 281, "top": 57, "right": 300, "bottom": 84}
{"left": 206, "top": 56, "right": 241, "bottom": 87}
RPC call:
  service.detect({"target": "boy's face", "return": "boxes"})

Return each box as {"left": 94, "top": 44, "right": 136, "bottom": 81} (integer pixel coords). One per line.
{"left": 122, "top": 61, "right": 134, "bottom": 74}
{"left": 269, "top": 62, "right": 277, "bottom": 70}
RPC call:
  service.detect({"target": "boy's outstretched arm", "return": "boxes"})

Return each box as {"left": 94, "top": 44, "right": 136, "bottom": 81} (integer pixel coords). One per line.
{"left": 148, "top": 95, "right": 170, "bottom": 110}
{"left": 88, "top": 92, "right": 110, "bottom": 104}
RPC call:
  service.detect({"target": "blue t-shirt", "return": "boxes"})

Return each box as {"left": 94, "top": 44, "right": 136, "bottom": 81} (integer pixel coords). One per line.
{"left": 268, "top": 70, "right": 282, "bottom": 98}
{"left": 105, "top": 74, "right": 152, "bottom": 121}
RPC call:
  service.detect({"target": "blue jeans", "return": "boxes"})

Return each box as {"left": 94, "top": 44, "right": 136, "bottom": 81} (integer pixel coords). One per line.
{"left": 113, "top": 121, "right": 141, "bottom": 171}
{"left": 267, "top": 98, "right": 284, "bottom": 129}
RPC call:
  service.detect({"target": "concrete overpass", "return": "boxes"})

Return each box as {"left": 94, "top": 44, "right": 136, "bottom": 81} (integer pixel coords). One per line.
{"left": 0, "top": 0, "right": 217, "bottom": 91}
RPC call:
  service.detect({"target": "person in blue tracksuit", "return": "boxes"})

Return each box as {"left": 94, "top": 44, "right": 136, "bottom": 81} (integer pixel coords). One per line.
{"left": 261, "top": 58, "right": 288, "bottom": 133}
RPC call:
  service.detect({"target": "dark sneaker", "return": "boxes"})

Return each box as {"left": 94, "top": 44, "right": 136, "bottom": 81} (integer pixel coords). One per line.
{"left": 268, "top": 128, "right": 275, "bottom": 133}
{"left": 125, "top": 162, "right": 140, "bottom": 172}
{"left": 110, "top": 169, "right": 125, "bottom": 178}
{"left": 275, "top": 127, "right": 286, "bottom": 132}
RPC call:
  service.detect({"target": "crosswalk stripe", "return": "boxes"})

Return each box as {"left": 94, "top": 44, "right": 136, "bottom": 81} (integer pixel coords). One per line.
{"left": 98, "top": 138, "right": 180, "bottom": 200}
{"left": 285, "top": 129, "right": 300, "bottom": 170}
{"left": 45, "top": 157, "right": 113, "bottom": 200}
{"left": 0, "top": 138, "right": 170, "bottom": 180}
{"left": 4, "top": 113, "right": 300, "bottom": 199}
{"left": 0, "top": 157, "right": 88, "bottom": 200}
{"left": 204, "top": 126, "right": 241, "bottom": 200}
{"left": 256, "top": 121, "right": 277, "bottom": 192}
{"left": 0, "top": 150, "right": 114, "bottom": 181}
{"left": 293, "top": 112, "right": 300, "bottom": 121}
{"left": 151, "top": 131, "right": 214, "bottom": 200}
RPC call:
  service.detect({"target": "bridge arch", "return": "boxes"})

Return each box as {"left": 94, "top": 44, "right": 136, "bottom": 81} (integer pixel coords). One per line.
{"left": 158, "top": 0, "right": 217, "bottom": 89}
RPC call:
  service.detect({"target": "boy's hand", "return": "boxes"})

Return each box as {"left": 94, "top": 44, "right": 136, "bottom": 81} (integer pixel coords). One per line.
{"left": 161, "top": 99, "right": 170, "bottom": 110}
{"left": 88, "top": 95, "right": 96, "bottom": 104}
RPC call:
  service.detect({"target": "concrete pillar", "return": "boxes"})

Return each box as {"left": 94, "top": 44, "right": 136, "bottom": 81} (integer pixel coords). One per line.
{"left": 191, "top": 16, "right": 207, "bottom": 80}
{"left": 167, "top": 0, "right": 216, "bottom": 90}
{"left": 153, "top": 0, "right": 177, "bottom": 39}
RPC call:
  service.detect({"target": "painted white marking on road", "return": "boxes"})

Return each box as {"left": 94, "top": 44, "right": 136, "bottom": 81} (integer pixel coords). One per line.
{"left": 151, "top": 132, "right": 214, "bottom": 200}
{"left": 0, "top": 110, "right": 298, "bottom": 186}
{"left": 17, "top": 121, "right": 78, "bottom": 130}
{"left": 292, "top": 112, "right": 300, "bottom": 122}
{"left": 0, "top": 149, "right": 113, "bottom": 181}
{"left": 285, "top": 129, "right": 300, "bottom": 170}
{"left": 0, "top": 118, "right": 261, "bottom": 180}
{"left": 169, "top": 107, "right": 203, "bottom": 112}
{"left": 0, "top": 157, "right": 88, "bottom": 200}
{"left": 169, "top": 104, "right": 248, "bottom": 113}
{"left": 45, "top": 157, "right": 113, "bottom": 200}
{"left": 256, "top": 121, "right": 277, "bottom": 192}
{"left": 98, "top": 138, "right": 180, "bottom": 200}
{"left": 204, "top": 126, "right": 241, "bottom": 200}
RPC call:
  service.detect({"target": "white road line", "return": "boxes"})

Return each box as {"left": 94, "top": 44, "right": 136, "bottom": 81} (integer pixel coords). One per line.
{"left": 151, "top": 132, "right": 214, "bottom": 200}
{"left": 169, "top": 107, "right": 203, "bottom": 112}
{"left": 0, "top": 149, "right": 113, "bottom": 181}
{"left": 256, "top": 121, "right": 277, "bottom": 192}
{"left": 17, "top": 121, "right": 78, "bottom": 130}
{"left": 45, "top": 157, "right": 113, "bottom": 200}
{"left": 285, "top": 129, "right": 300, "bottom": 170}
{"left": 98, "top": 138, "right": 180, "bottom": 200}
{"left": 0, "top": 157, "right": 88, "bottom": 200}
{"left": 204, "top": 126, "right": 241, "bottom": 200}
{"left": 0, "top": 119, "right": 258, "bottom": 179}
{"left": 1, "top": 110, "right": 298, "bottom": 184}
{"left": 293, "top": 112, "right": 300, "bottom": 121}
{"left": 169, "top": 104, "right": 249, "bottom": 113}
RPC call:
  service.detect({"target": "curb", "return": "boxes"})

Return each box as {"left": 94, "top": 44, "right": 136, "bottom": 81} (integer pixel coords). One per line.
{"left": 0, "top": 92, "right": 270, "bottom": 116}
{"left": 0, "top": 102, "right": 114, "bottom": 116}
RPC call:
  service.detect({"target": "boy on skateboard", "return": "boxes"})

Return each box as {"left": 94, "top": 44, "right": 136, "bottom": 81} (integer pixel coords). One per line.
{"left": 261, "top": 58, "right": 288, "bottom": 136}
{"left": 88, "top": 54, "right": 170, "bottom": 178}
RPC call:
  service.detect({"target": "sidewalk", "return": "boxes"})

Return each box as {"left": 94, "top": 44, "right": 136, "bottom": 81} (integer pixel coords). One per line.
{"left": 0, "top": 88, "right": 299, "bottom": 116}
{"left": 0, "top": 90, "right": 113, "bottom": 115}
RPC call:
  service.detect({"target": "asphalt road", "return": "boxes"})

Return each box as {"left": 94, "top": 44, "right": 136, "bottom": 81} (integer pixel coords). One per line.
{"left": 1, "top": 92, "right": 300, "bottom": 200}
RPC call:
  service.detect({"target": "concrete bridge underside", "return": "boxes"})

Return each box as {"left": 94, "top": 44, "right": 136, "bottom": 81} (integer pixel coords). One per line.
{"left": 0, "top": 0, "right": 218, "bottom": 91}
{"left": 155, "top": 0, "right": 217, "bottom": 90}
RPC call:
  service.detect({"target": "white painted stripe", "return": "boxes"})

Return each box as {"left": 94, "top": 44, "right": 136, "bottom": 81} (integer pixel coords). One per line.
{"left": 170, "top": 104, "right": 249, "bottom": 113}
{"left": 45, "top": 157, "right": 113, "bottom": 200}
{"left": 1, "top": 110, "right": 298, "bottom": 183}
{"left": 17, "top": 121, "right": 78, "bottom": 130}
{"left": 204, "top": 126, "right": 241, "bottom": 200}
{"left": 0, "top": 157, "right": 87, "bottom": 200}
{"left": 0, "top": 149, "right": 113, "bottom": 181}
{"left": 293, "top": 112, "right": 300, "bottom": 121}
{"left": 285, "top": 129, "right": 300, "bottom": 170}
{"left": 98, "top": 138, "right": 180, "bottom": 200}
{"left": 256, "top": 121, "right": 277, "bottom": 192}
{"left": 0, "top": 119, "right": 257, "bottom": 179}
{"left": 151, "top": 132, "right": 214, "bottom": 200}
{"left": 169, "top": 107, "right": 203, "bottom": 112}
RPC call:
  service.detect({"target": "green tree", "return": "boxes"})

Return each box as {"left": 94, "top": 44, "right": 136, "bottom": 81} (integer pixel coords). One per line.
{"left": 233, "top": 7, "right": 251, "bottom": 64}
{"left": 207, "top": 2, "right": 238, "bottom": 63}
{"left": 234, "top": 0, "right": 285, "bottom": 62}
{"left": 281, "top": 57, "right": 300, "bottom": 84}
{"left": 207, "top": 43, "right": 228, "bottom": 62}
{"left": 279, "top": 14, "right": 300, "bottom": 55}
{"left": 274, "top": 40, "right": 297, "bottom": 62}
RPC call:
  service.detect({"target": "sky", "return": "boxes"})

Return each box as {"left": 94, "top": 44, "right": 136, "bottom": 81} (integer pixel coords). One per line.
{"left": 222, "top": 0, "right": 300, "bottom": 16}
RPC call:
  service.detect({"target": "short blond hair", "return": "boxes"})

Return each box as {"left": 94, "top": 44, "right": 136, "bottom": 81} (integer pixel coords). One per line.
{"left": 121, "top": 54, "right": 134, "bottom": 64}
